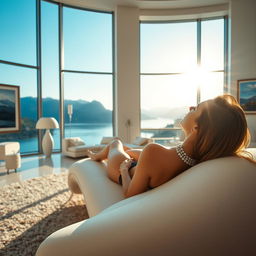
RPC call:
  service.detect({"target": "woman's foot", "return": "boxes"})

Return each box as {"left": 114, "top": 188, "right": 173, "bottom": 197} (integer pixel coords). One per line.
{"left": 87, "top": 150, "right": 102, "bottom": 161}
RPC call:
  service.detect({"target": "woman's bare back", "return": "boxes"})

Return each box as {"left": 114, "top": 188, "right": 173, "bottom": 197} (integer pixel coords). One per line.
{"left": 131, "top": 143, "right": 189, "bottom": 189}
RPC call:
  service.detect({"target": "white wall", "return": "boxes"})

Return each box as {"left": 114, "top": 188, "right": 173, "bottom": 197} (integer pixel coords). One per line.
{"left": 115, "top": 6, "right": 140, "bottom": 143}
{"left": 230, "top": 0, "right": 256, "bottom": 146}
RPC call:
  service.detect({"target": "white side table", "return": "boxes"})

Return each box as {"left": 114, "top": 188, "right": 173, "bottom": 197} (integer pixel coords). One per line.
{"left": 5, "top": 153, "right": 21, "bottom": 174}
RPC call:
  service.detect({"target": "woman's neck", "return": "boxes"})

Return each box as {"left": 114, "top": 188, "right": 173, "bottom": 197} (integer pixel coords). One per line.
{"left": 181, "top": 131, "right": 197, "bottom": 159}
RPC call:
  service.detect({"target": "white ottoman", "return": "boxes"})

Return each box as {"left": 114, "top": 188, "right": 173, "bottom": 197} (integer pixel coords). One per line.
{"left": 5, "top": 153, "right": 21, "bottom": 174}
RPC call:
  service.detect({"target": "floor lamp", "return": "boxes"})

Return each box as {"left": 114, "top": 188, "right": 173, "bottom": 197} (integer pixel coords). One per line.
{"left": 68, "top": 104, "right": 73, "bottom": 138}
{"left": 36, "top": 117, "right": 59, "bottom": 157}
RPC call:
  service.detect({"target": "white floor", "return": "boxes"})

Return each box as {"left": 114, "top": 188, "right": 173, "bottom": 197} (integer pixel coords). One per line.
{"left": 0, "top": 153, "right": 78, "bottom": 188}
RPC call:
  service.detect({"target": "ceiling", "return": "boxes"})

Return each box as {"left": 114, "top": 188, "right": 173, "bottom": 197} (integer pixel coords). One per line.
{"left": 53, "top": 0, "right": 230, "bottom": 11}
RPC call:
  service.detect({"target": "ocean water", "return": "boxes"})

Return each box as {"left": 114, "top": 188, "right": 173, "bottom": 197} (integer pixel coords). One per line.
{"left": 18, "top": 123, "right": 113, "bottom": 153}
{"left": 14, "top": 119, "right": 176, "bottom": 154}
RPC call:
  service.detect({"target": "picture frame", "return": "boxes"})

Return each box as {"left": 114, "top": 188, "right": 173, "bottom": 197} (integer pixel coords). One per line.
{"left": 237, "top": 79, "right": 256, "bottom": 114}
{"left": 0, "top": 84, "right": 21, "bottom": 133}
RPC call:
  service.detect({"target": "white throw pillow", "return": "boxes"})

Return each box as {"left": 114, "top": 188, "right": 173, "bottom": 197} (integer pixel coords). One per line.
{"left": 132, "top": 137, "right": 149, "bottom": 146}
{"left": 69, "top": 137, "right": 85, "bottom": 147}
{"left": 100, "top": 137, "right": 116, "bottom": 145}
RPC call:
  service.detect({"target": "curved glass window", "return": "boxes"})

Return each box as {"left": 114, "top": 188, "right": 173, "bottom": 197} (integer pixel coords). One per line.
{"left": 63, "top": 8, "right": 113, "bottom": 72}
{"left": 201, "top": 19, "right": 224, "bottom": 71}
{"left": 141, "top": 22, "right": 197, "bottom": 73}
{"left": 41, "top": 1, "right": 60, "bottom": 151}
{"left": 140, "top": 18, "right": 226, "bottom": 146}
{"left": 0, "top": 1, "right": 113, "bottom": 154}
{"left": 0, "top": 0, "right": 37, "bottom": 65}
{"left": 63, "top": 7, "right": 113, "bottom": 144}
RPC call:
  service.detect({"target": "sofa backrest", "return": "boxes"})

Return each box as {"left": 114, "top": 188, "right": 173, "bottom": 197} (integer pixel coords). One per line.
{"left": 102, "top": 155, "right": 256, "bottom": 214}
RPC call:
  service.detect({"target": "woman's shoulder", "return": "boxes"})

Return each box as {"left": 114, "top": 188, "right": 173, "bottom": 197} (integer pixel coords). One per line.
{"left": 142, "top": 143, "right": 176, "bottom": 156}
{"left": 143, "top": 142, "right": 168, "bottom": 151}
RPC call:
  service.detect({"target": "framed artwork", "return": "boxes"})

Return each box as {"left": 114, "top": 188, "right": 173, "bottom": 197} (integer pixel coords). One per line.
{"left": 237, "top": 79, "right": 256, "bottom": 114}
{"left": 0, "top": 84, "right": 20, "bottom": 133}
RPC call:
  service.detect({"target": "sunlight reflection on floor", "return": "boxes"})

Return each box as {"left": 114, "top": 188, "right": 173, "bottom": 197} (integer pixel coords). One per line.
{"left": 0, "top": 153, "right": 77, "bottom": 187}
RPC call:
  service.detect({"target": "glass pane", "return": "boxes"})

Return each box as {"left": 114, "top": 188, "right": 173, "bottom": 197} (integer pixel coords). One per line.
{"left": 64, "top": 73, "right": 113, "bottom": 144}
{"left": 0, "top": 0, "right": 37, "bottom": 65}
{"left": 201, "top": 19, "right": 224, "bottom": 71}
{"left": 140, "top": 74, "right": 197, "bottom": 130}
{"left": 41, "top": 1, "right": 60, "bottom": 151}
{"left": 140, "top": 22, "right": 197, "bottom": 73}
{"left": 200, "top": 72, "right": 224, "bottom": 102}
{"left": 0, "top": 64, "right": 38, "bottom": 154}
{"left": 63, "top": 7, "right": 113, "bottom": 72}
{"left": 141, "top": 129, "right": 184, "bottom": 147}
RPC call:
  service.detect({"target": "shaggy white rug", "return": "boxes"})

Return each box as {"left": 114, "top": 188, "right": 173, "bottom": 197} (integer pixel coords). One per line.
{"left": 0, "top": 173, "right": 88, "bottom": 256}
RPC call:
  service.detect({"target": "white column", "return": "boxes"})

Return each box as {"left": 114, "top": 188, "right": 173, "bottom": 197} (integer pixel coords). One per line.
{"left": 230, "top": 0, "right": 256, "bottom": 146}
{"left": 115, "top": 6, "right": 140, "bottom": 143}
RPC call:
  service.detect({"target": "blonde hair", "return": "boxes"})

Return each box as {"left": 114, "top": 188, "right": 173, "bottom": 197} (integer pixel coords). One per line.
{"left": 194, "top": 94, "right": 253, "bottom": 163}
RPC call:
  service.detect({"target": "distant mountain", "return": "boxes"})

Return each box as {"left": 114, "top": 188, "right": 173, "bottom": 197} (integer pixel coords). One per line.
{"left": 142, "top": 106, "right": 187, "bottom": 120}
{"left": 240, "top": 95, "right": 256, "bottom": 111}
{"left": 240, "top": 95, "right": 256, "bottom": 104}
{"left": 63, "top": 99, "right": 112, "bottom": 123}
{"left": 20, "top": 97, "right": 112, "bottom": 123}
{"left": 0, "top": 99, "right": 15, "bottom": 123}
{"left": 0, "top": 99, "right": 15, "bottom": 108}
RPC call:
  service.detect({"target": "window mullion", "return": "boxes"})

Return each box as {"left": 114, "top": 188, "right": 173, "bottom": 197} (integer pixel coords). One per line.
{"left": 197, "top": 19, "right": 201, "bottom": 104}
{"left": 36, "top": 0, "right": 42, "bottom": 153}
{"left": 59, "top": 3, "right": 64, "bottom": 149}
{"left": 224, "top": 16, "right": 229, "bottom": 93}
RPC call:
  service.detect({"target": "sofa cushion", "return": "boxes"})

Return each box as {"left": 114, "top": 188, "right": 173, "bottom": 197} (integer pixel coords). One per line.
{"left": 68, "top": 145, "right": 88, "bottom": 153}
{"left": 100, "top": 137, "right": 116, "bottom": 145}
{"left": 132, "top": 136, "right": 151, "bottom": 146}
{"left": 68, "top": 137, "right": 85, "bottom": 147}
{"left": 246, "top": 147, "right": 256, "bottom": 159}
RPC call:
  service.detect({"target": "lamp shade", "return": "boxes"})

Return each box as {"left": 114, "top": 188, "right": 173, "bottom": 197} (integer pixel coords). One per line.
{"left": 36, "top": 117, "right": 59, "bottom": 129}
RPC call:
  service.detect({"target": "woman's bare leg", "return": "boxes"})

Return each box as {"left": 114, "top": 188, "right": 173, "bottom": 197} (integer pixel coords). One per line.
{"left": 88, "top": 139, "right": 132, "bottom": 183}
{"left": 87, "top": 145, "right": 110, "bottom": 161}
{"left": 87, "top": 141, "right": 131, "bottom": 161}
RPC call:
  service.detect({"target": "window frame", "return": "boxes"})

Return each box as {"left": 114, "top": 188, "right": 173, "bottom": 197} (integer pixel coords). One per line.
{"left": 139, "top": 16, "right": 228, "bottom": 143}
{"left": 0, "top": 0, "right": 115, "bottom": 155}
{"left": 60, "top": 4, "right": 115, "bottom": 143}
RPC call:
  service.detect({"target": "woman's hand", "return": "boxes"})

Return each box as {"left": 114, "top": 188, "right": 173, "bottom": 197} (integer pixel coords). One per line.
{"left": 120, "top": 159, "right": 133, "bottom": 174}
{"left": 119, "top": 159, "right": 133, "bottom": 195}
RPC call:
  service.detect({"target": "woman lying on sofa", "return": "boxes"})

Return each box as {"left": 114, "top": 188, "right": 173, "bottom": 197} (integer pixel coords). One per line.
{"left": 88, "top": 95, "right": 254, "bottom": 198}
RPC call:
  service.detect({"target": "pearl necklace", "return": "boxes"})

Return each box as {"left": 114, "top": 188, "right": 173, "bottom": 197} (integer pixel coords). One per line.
{"left": 175, "top": 144, "right": 196, "bottom": 167}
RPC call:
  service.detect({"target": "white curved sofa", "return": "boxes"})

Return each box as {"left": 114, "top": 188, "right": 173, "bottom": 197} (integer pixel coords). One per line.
{"left": 36, "top": 149, "right": 256, "bottom": 256}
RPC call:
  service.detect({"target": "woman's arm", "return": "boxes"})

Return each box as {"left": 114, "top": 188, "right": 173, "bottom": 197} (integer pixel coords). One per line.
{"left": 121, "top": 144, "right": 159, "bottom": 198}
{"left": 119, "top": 160, "right": 133, "bottom": 195}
